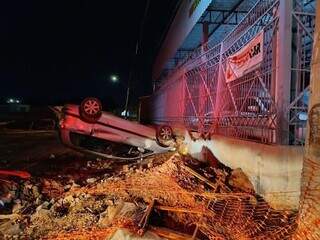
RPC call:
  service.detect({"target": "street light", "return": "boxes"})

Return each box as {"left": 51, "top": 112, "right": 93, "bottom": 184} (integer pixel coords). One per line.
{"left": 110, "top": 74, "right": 119, "bottom": 83}
{"left": 109, "top": 74, "right": 130, "bottom": 119}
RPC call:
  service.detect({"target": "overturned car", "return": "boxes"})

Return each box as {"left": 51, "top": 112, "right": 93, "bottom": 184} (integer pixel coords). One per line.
{"left": 58, "top": 97, "right": 175, "bottom": 160}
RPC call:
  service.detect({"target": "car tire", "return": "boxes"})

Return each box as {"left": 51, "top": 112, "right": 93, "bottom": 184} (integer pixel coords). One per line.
{"left": 79, "top": 97, "right": 102, "bottom": 123}
{"left": 156, "top": 125, "right": 174, "bottom": 147}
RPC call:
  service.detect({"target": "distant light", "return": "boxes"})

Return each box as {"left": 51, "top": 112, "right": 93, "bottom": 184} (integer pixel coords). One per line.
{"left": 110, "top": 74, "right": 119, "bottom": 83}
{"left": 121, "top": 110, "right": 128, "bottom": 116}
{"left": 6, "top": 98, "right": 21, "bottom": 104}
{"left": 298, "top": 112, "right": 308, "bottom": 121}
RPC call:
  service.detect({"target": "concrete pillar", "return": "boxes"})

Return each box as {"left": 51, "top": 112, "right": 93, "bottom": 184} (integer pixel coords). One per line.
{"left": 275, "top": 0, "right": 292, "bottom": 145}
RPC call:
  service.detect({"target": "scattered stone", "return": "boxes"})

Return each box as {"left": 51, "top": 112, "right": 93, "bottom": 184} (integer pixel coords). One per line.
{"left": 63, "top": 195, "right": 74, "bottom": 205}
{"left": 201, "top": 146, "right": 219, "bottom": 167}
{"left": 123, "top": 165, "right": 129, "bottom": 172}
{"left": 12, "top": 201, "right": 22, "bottom": 214}
{"left": 64, "top": 184, "right": 72, "bottom": 191}
{"left": 86, "top": 178, "right": 97, "bottom": 184}
{"left": 147, "top": 161, "right": 153, "bottom": 168}
{"left": 0, "top": 221, "right": 21, "bottom": 236}
{"left": 32, "top": 186, "right": 40, "bottom": 198}
{"left": 98, "top": 201, "right": 137, "bottom": 227}
{"left": 41, "top": 201, "right": 50, "bottom": 209}
{"left": 110, "top": 228, "right": 162, "bottom": 240}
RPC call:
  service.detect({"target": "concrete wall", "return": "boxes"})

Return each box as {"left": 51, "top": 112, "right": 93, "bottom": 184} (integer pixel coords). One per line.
{"left": 185, "top": 134, "right": 304, "bottom": 210}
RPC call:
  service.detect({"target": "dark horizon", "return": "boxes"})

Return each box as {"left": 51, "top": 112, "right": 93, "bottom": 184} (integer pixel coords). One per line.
{"left": 0, "top": 0, "right": 178, "bottom": 108}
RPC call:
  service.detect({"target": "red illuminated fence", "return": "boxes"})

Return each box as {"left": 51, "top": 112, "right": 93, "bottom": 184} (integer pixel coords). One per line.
{"left": 146, "top": 0, "right": 315, "bottom": 145}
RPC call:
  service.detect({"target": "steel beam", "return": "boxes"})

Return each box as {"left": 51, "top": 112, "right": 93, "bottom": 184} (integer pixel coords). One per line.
{"left": 203, "top": 0, "right": 246, "bottom": 45}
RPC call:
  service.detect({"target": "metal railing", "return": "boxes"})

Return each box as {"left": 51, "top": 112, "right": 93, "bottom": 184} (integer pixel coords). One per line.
{"left": 147, "top": 0, "right": 315, "bottom": 145}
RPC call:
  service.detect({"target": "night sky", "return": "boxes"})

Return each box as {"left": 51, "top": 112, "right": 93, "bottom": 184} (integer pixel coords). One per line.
{"left": 0, "top": 0, "right": 180, "bottom": 109}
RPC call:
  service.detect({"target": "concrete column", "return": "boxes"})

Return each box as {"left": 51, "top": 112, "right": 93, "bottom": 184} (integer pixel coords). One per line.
{"left": 275, "top": 0, "right": 292, "bottom": 145}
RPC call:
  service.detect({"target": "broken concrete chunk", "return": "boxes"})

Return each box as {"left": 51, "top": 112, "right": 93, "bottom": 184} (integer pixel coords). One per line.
{"left": 0, "top": 221, "right": 21, "bottom": 236}
{"left": 63, "top": 195, "right": 75, "bottom": 205}
{"left": 64, "top": 184, "right": 72, "bottom": 191}
{"left": 86, "top": 178, "right": 97, "bottom": 184}
{"left": 228, "top": 168, "right": 255, "bottom": 193}
{"left": 123, "top": 165, "right": 129, "bottom": 172}
{"left": 12, "top": 202, "right": 22, "bottom": 214}
{"left": 99, "top": 201, "right": 137, "bottom": 227}
{"left": 200, "top": 146, "right": 219, "bottom": 168}
{"left": 109, "top": 228, "right": 163, "bottom": 240}
{"left": 147, "top": 161, "right": 153, "bottom": 168}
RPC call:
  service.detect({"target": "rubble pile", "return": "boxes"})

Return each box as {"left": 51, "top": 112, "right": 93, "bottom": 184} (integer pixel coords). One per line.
{"left": 0, "top": 152, "right": 297, "bottom": 239}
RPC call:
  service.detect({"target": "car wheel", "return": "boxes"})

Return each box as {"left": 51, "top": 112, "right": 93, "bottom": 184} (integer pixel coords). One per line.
{"left": 79, "top": 97, "right": 102, "bottom": 123}
{"left": 156, "top": 125, "right": 174, "bottom": 147}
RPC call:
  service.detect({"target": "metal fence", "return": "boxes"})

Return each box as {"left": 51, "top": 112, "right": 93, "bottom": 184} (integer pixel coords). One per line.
{"left": 147, "top": 0, "right": 315, "bottom": 145}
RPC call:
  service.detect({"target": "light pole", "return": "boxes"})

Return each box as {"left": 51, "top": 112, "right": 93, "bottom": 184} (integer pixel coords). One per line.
{"left": 110, "top": 74, "right": 130, "bottom": 119}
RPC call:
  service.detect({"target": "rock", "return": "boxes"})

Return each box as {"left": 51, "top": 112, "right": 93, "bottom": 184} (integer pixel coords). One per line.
{"left": 123, "top": 165, "right": 129, "bottom": 172}
{"left": 31, "top": 208, "right": 51, "bottom": 223}
{"left": 106, "top": 199, "right": 114, "bottom": 206}
{"left": 36, "top": 205, "right": 43, "bottom": 212}
{"left": 147, "top": 161, "right": 153, "bottom": 168}
{"left": 64, "top": 184, "right": 72, "bottom": 191}
{"left": 35, "top": 201, "right": 50, "bottom": 212}
{"left": 86, "top": 178, "right": 97, "bottom": 184}
{"left": 228, "top": 168, "right": 255, "bottom": 193}
{"left": 71, "top": 181, "right": 80, "bottom": 189}
{"left": 0, "top": 221, "right": 21, "bottom": 236}
{"left": 63, "top": 195, "right": 74, "bottom": 204}
{"left": 109, "top": 228, "right": 162, "bottom": 240}
{"left": 99, "top": 201, "right": 137, "bottom": 227}
{"left": 35, "top": 196, "right": 43, "bottom": 205}
{"left": 32, "top": 185, "right": 40, "bottom": 198}
{"left": 41, "top": 201, "right": 50, "bottom": 209}
{"left": 12, "top": 202, "right": 22, "bottom": 214}
{"left": 201, "top": 146, "right": 219, "bottom": 168}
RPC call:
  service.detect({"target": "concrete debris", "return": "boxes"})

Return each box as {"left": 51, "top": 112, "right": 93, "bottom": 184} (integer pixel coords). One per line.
{"left": 0, "top": 151, "right": 296, "bottom": 239}
{"left": 86, "top": 177, "right": 97, "bottom": 184}
{"left": 228, "top": 168, "right": 255, "bottom": 193}
{"left": 110, "top": 228, "right": 163, "bottom": 240}
{"left": 99, "top": 201, "right": 138, "bottom": 227}
{"left": 0, "top": 221, "right": 21, "bottom": 237}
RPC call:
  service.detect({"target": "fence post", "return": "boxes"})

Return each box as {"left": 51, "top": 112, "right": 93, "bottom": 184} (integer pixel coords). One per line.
{"left": 275, "top": 0, "right": 292, "bottom": 144}
{"left": 214, "top": 43, "right": 225, "bottom": 128}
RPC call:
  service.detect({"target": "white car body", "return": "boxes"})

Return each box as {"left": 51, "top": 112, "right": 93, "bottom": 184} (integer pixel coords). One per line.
{"left": 59, "top": 104, "right": 172, "bottom": 159}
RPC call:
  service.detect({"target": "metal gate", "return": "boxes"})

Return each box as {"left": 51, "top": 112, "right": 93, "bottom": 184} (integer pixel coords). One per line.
{"left": 148, "top": 0, "right": 315, "bottom": 145}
